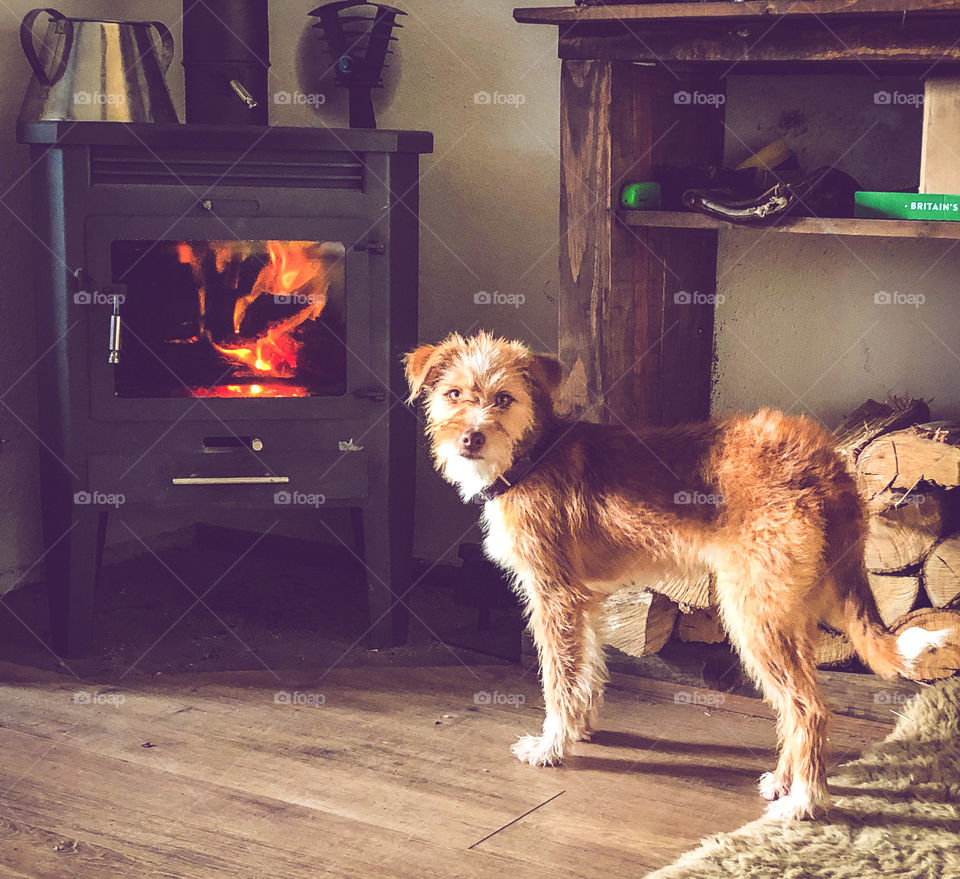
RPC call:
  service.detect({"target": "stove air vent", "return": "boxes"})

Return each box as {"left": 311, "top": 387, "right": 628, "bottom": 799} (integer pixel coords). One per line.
{"left": 90, "top": 146, "right": 364, "bottom": 189}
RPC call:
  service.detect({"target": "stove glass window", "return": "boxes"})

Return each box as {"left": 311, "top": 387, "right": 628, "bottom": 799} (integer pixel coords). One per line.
{"left": 111, "top": 239, "right": 347, "bottom": 398}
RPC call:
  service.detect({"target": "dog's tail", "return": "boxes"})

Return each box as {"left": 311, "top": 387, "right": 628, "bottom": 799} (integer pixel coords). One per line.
{"left": 842, "top": 566, "right": 949, "bottom": 679}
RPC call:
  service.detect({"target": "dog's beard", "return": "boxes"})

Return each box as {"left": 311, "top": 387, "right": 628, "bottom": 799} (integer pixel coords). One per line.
{"left": 435, "top": 440, "right": 515, "bottom": 502}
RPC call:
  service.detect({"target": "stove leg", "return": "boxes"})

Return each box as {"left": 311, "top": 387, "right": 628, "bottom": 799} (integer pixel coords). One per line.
{"left": 350, "top": 506, "right": 365, "bottom": 556}
{"left": 46, "top": 510, "right": 108, "bottom": 658}
{"left": 359, "top": 504, "right": 410, "bottom": 649}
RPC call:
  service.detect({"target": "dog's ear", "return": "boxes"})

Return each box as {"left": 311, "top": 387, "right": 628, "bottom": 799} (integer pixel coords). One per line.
{"left": 528, "top": 353, "right": 564, "bottom": 397}
{"left": 404, "top": 343, "right": 444, "bottom": 403}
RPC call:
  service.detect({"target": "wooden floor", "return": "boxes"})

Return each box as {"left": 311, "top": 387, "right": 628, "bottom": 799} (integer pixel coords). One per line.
{"left": 0, "top": 661, "right": 894, "bottom": 878}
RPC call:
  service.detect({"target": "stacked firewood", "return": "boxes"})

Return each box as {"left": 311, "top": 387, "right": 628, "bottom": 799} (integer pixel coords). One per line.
{"left": 599, "top": 397, "right": 960, "bottom": 680}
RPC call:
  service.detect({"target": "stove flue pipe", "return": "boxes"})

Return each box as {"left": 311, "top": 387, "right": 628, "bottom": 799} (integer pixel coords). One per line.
{"left": 182, "top": 0, "right": 270, "bottom": 125}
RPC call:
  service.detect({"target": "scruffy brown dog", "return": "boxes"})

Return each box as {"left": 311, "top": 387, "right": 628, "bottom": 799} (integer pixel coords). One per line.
{"left": 405, "top": 331, "right": 946, "bottom": 821}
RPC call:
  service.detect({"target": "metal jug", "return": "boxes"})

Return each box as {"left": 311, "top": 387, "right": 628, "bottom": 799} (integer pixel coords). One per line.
{"left": 19, "top": 8, "right": 179, "bottom": 123}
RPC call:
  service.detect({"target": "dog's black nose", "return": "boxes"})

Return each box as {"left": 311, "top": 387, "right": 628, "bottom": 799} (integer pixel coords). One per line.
{"left": 460, "top": 431, "right": 486, "bottom": 451}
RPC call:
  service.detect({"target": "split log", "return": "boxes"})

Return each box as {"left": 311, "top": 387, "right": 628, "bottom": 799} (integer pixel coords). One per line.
{"left": 599, "top": 589, "right": 678, "bottom": 657}
{"left": 677, "top": 607, "right": 726, "bottom": 644}
{"left": 814, "top": 629, "right": 856, "bottom": 668}
{"left": 890, "top": 608, "right": 960, "bottom": 681}
{"left": 863, "top": 491, "right": 944, "bottom": 573}
{"left": 621, "top": 570, "right": 712, "bottom": 610}
{"left": 867, "top": 573, "right": 921, "bottom": 628}
{"left": 922, "top": 533, "right": 960, "bottom": 608}
{"left": 832, "top": 396, "right": 930, "bottom": 467}
{"left": 857, "top": 424, "right": 960, "bottom": 505}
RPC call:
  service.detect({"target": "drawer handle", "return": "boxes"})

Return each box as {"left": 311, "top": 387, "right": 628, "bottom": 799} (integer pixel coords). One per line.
{"left": 171, "top": 476, "right": 290, "bottom": 485}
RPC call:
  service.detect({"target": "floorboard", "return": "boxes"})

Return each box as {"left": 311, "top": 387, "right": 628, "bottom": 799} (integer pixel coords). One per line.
{"left": 0, "top": 662, "right": 891, "bottom": 878}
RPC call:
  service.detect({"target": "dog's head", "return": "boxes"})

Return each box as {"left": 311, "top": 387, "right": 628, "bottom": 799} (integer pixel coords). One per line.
{"left": 405, "top": 332, "right": 562, "bottom": 499}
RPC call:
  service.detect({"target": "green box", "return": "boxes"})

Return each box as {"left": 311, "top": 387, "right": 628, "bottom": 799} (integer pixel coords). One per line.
{"left": 620, "top": 181, "right": 661, "bottom": 210}
{"left": 855, "top": 191, "right": 960, "bottom": 221}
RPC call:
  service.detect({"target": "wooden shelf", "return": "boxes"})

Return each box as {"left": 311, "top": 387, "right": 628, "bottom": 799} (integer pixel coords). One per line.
{"left": 619, "top": 210, "right": 960, "bottom": 239}
{"left": 515, "top": 0, "right": 960, "bottom": 26}
{"left": 515, "top": 1, "right": 960, "bottom": 67}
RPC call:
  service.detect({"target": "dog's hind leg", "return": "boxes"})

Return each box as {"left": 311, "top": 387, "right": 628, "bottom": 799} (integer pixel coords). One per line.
{"left": 715, "top": 564, "right": 830, "bottom": 821}
{"left": 512, "top": 586, "right": 604, "bottom": 766}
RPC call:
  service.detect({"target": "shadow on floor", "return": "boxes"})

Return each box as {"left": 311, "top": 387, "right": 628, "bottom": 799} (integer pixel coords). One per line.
{"left": 0, "top": 524, "right": 524, "bottom": 679}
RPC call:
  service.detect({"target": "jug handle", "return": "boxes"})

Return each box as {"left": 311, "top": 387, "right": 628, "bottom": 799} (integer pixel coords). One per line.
{"left": 150, "top": 21, "right": 175, "bottom": 76}
{"left": 20, "top": 8, "right": 73, "bottom": 87}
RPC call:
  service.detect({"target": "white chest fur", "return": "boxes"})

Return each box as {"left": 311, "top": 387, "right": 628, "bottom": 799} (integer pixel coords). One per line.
{"left": 480, "top": 500, "right": 515, "bottom": 568}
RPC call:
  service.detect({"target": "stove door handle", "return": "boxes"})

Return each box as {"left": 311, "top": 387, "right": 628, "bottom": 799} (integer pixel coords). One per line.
{"left": 171, "top": 476, "right": 290, "bottom": 485}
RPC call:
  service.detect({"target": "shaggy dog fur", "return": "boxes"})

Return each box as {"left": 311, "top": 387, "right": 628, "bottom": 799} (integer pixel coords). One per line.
{"left": 405, "top": 331, "right": 947, "bottom": 821}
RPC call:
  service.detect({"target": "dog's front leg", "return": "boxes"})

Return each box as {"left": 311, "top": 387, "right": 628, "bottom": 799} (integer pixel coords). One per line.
{"left": 512, "top": 587, "right": 601, "bottom": 767}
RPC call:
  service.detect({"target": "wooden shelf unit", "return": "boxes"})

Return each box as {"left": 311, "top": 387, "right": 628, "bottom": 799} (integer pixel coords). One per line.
{"left": 515, "top": 1, "right": 960, "bottom": 426}
{"left": 515, "top": 0, "right": 960, "bottom": 25}
{"left": 619, "top": 211, "right": 960, "bottom": 239}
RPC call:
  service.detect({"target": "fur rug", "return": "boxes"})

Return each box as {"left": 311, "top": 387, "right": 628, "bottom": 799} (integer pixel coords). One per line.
{"left": 646, "top": 678, "right": 960, "bottom": 879}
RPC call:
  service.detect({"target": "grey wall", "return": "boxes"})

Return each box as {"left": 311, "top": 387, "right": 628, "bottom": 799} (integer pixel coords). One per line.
{"left": 0, "top": 0, "right": 559, "bottom": 592}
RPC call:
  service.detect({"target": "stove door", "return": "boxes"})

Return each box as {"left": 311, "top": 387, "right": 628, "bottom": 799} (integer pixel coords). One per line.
{"left": 84, "top": 216, "right": 382, "bottom": 423}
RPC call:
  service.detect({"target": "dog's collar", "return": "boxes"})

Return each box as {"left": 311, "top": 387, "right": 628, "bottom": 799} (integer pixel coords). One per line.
{"left": 469, "top": 431, "right": 556, "bottom": 506}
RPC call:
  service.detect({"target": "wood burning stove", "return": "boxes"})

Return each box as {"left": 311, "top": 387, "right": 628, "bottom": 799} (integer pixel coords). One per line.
{"left": 17, "top": 120, "right": 432, "bottom": 656}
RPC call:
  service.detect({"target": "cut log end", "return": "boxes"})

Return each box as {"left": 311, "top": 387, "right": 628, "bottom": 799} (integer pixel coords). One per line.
{"left": 857, "top": 426, "right": 960, "bottom": 504}
{"left": 863, "top": 490, "right": 944, "bottom": 573}
{"left": 868, "top": 573, "right": 921, "bottom": 628}
{"left": 678, "top": 607, "right": 725, "bottom": 644}
{"left": 599, "top": 588, "right": 678, "bottom": 657}
{"left": 814, "top": 629, "right": 856, "bottom": 668}
{"left": 922, "top": 533, "right": 960, "bottom": 608}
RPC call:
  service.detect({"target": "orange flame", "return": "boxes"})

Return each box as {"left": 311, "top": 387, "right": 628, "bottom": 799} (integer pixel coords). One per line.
{"left": 175, "top": 240, "right": 330, "bottom": 390}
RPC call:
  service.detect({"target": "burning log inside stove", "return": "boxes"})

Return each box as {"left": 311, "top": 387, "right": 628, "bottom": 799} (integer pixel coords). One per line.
{"left": 171, "top": 239, "right": 340, "bottom": 398}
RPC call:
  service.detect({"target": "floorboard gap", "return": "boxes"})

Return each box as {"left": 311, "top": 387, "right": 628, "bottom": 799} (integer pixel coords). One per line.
{"left": 467, "top": 790, "right": 566, "bottom": 850}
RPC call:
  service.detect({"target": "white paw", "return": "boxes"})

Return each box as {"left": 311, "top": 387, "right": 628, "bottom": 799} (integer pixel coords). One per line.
{"left": 511, "top": 734, "right": 564, "bottom": 767}
{"left": 758, "top": 771, "right": 789, "bottom": 802}
{"left": 763, "top": 783, "right": 825, "bottom": 822}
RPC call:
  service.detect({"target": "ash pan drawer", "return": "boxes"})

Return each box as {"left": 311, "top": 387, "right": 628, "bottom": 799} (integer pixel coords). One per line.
{"left": 87, "top": 451, "right": 368, "bottom": 505}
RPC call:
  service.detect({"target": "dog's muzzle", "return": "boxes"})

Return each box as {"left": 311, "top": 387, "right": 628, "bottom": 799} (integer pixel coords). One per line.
{"left": 458, "top": 430, "right": 486, "bottom": 458}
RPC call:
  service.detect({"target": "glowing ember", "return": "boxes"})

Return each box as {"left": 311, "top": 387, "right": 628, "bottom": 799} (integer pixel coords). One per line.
{"left": 175, "top": 240, "right": 332, "bottom": 396}
{"left": 189, "top": 383, "right": 309, "bottom": 399}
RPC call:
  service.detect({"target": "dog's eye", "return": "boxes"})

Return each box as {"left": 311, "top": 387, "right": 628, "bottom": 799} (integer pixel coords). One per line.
{"left": 494, "top": 392, "right": 514, "bottom": 409}
{"left": 445, "top": 388, "right": 461, "bottom": 400}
